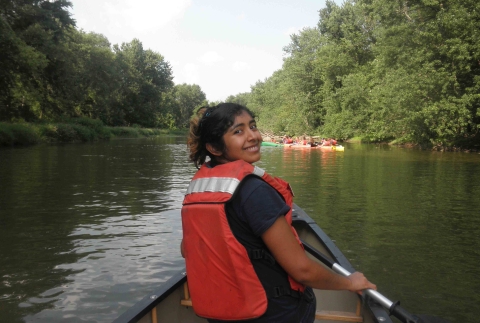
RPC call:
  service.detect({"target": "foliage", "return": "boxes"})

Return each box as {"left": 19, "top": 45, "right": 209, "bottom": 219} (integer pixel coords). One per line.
{"left": 246, "top": 0, "right": 480, "bottom": 148}
{"left": 0, "top": 118, "right": 180, "bottom": 147}
{"left": 111, "top": 39, "right": 174, "bottom": 127}
{"left": 0, "top": 1, "right": 203, "bottom": 130}
{"left": 106, "top": 126, "right": 140, "bottom": 138}
{"left": 170, "top": 83, "right": 207, "bottom": 128}
{"left": 0, "top": 122, "right": 39, "bottom": 146}
{"left": 3, "top": 1, "right": 479, "bottom": 148}
{"left": 225, "top": 92, "right": 250, "bottom": 107}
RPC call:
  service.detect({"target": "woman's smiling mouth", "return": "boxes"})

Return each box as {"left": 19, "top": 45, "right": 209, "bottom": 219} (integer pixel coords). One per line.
{"left": 244, "top": 144, "right": 260, "bottom": 152}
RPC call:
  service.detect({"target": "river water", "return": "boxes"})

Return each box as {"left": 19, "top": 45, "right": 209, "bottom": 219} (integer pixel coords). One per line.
{"left": 0, "top": 137, "right": 479, "bottom": 323}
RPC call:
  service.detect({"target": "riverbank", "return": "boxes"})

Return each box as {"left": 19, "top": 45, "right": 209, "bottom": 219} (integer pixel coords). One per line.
{"left": 0, "top": 118, "right": 186, "bottom": 148}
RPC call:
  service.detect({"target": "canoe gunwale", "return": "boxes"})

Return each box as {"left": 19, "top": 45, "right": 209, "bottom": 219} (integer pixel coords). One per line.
{"left": 291, "top": 204, "right": 393, "bottom": 323}
{"left": 291, "top": 205, "right": 356, "bottom": 274}
{"left": 113, "top": 271, "right": 187, "bottom": 323}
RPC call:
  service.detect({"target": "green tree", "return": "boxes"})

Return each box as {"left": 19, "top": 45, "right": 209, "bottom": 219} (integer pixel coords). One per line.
{"left": 66, "top": 30, "right": 118, "bottom": 123}
{"left": 225, "top": 92, "right": 251, "bottom": 107}
{"left": 172, "top": 83, "right": 207, "bottom": 128}
{"left": 0, "top": 0, "right": 75, "bottom": 121}
{"left": 248, "top": 0, "right": 479, "bottom": 148}
{"left": 362, "top": 0, "right": 480, "bottom": 145}
{"left": 112, "top": 39, "right": 174, "bottom": 127}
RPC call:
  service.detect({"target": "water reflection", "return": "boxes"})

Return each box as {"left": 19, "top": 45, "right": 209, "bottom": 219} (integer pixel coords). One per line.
{"left": 263, "top": 144, "right": 480, "bottom": 323}
{"left": 0, "top": 137, "right": 193, "bottom": 323}
{"left": 1, "top": 140, "right": 479, "bottom": 323}
{"left": 23, "top": 210, "right": 184, "bottom": 323}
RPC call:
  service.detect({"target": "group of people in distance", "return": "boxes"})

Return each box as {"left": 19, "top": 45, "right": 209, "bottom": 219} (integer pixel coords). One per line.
{"left": 181, "top": 103, "right": 374, "bottom": 323}
{"left": 282, "top": 135, "right": 338, "bottom": 148}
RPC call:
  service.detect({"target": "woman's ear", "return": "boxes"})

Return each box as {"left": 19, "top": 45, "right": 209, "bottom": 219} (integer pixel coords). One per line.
{"left": 206, "top": 143, "right": 222, "bottom": 156}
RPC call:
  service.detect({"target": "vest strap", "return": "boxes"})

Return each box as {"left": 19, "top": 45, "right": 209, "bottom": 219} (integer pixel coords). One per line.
{"left": 271, "top": 286, "right": 312, "bottom": 300}
{"left": 248, "top": 248, "right": 308, "bottom": 300}
{"left": 249, "top": 249, "right": 276, "bottom": 265}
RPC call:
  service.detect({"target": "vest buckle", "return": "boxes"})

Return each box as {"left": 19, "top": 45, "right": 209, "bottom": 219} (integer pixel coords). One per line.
{"left": 251, "top": 249, "right": 264, "bottom": 259}
{"left": 274, "top": 286, "right": 286, "bottom": 297}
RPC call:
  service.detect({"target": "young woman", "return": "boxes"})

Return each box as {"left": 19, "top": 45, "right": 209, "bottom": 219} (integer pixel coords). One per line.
{"left": 181, "top": 103, "right": 376, "bottom": 323}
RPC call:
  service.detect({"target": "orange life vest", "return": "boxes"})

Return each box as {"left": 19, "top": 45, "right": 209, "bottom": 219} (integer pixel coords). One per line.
{"left": 181, "top": 160, "right": 305, "bottom": 320}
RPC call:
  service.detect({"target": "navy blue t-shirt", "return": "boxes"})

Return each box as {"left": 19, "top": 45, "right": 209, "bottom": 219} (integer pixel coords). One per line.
{"left": 207, "top": 176, "right": 316, "bottom": 323}
{"left": 232, "top": 176, "right": 290, "bottom": 237}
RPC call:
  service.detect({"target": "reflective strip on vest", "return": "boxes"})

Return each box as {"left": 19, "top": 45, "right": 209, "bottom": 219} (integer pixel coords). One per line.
{"left": 186, "top": 166, "right": 265, "bottom": 195}
{"left": 186, "top": 177, "right": 240, "bottom": 195}
{"left": 252, "top": 166, "right": 265, "bottom": 177}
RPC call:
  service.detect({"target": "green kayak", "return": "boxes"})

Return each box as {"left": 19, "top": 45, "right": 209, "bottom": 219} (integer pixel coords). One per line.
{"left": 261, "top": 141, "right": 283, "bottom": 147}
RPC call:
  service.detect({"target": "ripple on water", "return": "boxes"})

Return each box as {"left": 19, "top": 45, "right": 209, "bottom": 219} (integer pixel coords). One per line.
{"left": 2, "top": 139, "right": 478, "bottom": 323}
{"left": 23, "top": 209, "right": 184, "bottom": 323}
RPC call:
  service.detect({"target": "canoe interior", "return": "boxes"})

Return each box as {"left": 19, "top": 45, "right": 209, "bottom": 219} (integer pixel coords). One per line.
{"left": 113, "top": 204, "right": 392, "bottom": 323}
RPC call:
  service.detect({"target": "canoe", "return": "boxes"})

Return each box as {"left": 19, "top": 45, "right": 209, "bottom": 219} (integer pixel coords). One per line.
{"left": 113, "top": 204, "right": 393, "bottom": 323}
{"left": 284, "top": 144, "right": 345, "bottom": 151}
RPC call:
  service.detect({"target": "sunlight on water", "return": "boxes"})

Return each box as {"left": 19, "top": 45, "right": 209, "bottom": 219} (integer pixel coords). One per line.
{"left": 23, "top": 211, "right": 184, "bottom": 322}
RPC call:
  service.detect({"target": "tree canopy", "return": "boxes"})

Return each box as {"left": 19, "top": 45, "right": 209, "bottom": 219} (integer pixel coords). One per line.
{"left": 244, "top": 0, "right": 479, "bottom": 149}
{"left": 1, "top": 0, "right": 479, "bottom": 149}
{"left": 0, "top": 0, "right": 205, "bottom": 129}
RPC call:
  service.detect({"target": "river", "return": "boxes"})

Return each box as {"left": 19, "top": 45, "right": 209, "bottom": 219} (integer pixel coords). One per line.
{"left": 1, "top": 137, "right": 479, "bottom": 323}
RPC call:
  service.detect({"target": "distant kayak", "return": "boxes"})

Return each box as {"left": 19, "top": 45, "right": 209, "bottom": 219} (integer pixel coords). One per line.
{"left": 261, "top": 141, "right": 283, "bottom": 147}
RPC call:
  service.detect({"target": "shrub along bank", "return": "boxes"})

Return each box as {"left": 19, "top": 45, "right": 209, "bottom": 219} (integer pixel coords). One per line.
{"left": 0, "top": 118, "right": 181, "bottom": 147}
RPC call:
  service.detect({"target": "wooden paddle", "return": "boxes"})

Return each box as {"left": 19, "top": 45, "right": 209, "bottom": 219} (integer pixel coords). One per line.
{"left": 301, "top": 240, "right": 451, "bottom": 323}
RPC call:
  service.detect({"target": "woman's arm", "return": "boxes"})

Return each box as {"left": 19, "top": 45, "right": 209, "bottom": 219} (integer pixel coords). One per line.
{"left": 261, "top": 216, "right": 376, "bottom": 293}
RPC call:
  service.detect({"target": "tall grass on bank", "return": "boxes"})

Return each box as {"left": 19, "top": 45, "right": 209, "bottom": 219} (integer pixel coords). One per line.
{"left": 0, "top": 123, "right": 39, "bottom": 146}
{"left": 0, "top": 118, "right": 183, "bottom": 147}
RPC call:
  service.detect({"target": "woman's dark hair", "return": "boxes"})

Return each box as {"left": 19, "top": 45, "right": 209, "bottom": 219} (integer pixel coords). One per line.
{"left": 188, "top": 103, "right": 256, "bottom": 168}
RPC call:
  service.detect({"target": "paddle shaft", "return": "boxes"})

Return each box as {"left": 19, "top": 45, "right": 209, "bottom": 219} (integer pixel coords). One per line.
{"left": 301, "top": 240, "right": 422, "bottom": 323}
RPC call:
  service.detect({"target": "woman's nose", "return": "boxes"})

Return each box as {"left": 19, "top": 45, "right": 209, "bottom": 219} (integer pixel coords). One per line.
{"left": 246, "top": 128, "right": 257, "bottom": 140}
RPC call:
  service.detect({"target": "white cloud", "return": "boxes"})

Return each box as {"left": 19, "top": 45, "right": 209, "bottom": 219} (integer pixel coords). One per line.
{"left": 169, "top": 59, "right": 180, "bottom": 68}
{"left": 182, "top": 63, "right": 200, "bottom": 84}
{"left": 237, "top": 13, "right": 246, "bottom": 20}
{"left": 104, "top": 0, "right": 191, "bottom": 32}
{"left": 72, "top": 0, "right": 192, "bottom": 45}
{"left": 232, "top": 61, "right": 251, "bottom": 72}
{"left": 198, "top": 51, "right": 224, "bottom": 66}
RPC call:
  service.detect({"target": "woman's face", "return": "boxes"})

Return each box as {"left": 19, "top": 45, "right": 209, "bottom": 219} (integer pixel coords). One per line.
{"left": 217, "top": 110, "right": 262, "bottom": 164}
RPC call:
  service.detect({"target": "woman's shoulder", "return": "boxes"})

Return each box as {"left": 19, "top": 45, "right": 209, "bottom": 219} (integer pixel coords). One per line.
{"left": 232, "top": 175, "right": 289, "bottom": 236}
{"left": 239, "top": 174, "right": 275, "bottom": 194}
{"left": 236, "top": 175, "right": 284, "bottom": 209}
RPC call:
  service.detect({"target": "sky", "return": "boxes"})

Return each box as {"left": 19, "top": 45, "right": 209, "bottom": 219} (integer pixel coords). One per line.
{"left": 69, "top": 0, "right": 340, "bottom": 102}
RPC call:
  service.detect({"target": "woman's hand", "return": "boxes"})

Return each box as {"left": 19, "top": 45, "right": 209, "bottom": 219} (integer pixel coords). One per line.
{"left": 346, "top": 272, "right": 377, "bottom": 294}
